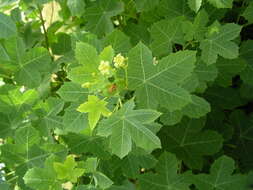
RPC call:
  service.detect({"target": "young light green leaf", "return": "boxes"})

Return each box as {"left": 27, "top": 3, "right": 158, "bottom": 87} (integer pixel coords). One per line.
{"left": 97, "top": 100, "right": 161, "bottom": 158}
{"left": 188, "top": 0, "right": 202, "bottom": 13}
{"left": 99, "top": 45, "right": 115, "bottom": 62}
{"left": 77, "top": 95, "right": 111, "bottom": 132}
{"left": 75, "top": 42, "right": 100, "bottom": 66}
{"left": 69, "top": 42, "right": 100, "bottom": 84}
{"left": 23, "top": 156, "right": 62, "bottom": 190}
{"left": 54, "top": 155, "right": 85, "bottom": 183}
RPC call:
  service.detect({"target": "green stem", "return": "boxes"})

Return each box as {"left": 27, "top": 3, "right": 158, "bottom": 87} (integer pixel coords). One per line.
{"left": 37, "top": 4, "right": 50, "bottom": 53}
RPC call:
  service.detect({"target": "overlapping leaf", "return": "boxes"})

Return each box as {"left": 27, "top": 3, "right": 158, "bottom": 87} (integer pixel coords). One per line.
{"left": 200, "top": 22, "right": 242, "bottom": 65}
{"left": 0, "top": 13, "right": 17, "bottom": 39}
{"left": 150, "top": 17, "right": 186, "bottom": 56}
{"left": 134, "top": 0, "right": 159, "bottom": 12}
{"left": 240, "top": 40, "right": 253, "bottom": 85}
{"left": 84, "top": 0, "right": 124, "bottom": 37}
{"left": 191, "top": 156, "right": 247, "bottom": 190}
{"left": 207, "top": 0, "right": 233, "bottom": 8}
{"left": 97, "top": 100, "right": 161, "bottom": 158}
{"left": 188, "top": 0, "right": 202, "bottom": 13}
{"left": 139, "top": 152, "right": 191, "bottom": 190}
{"left": 24, "top": 156, "right": 62, "bottom": 190}
{"left": 160, "top": 117, "right": 223, "bottom": 169}
{"left": 157, "top": 0, "right": 194, "bottom": 19}
{"left": 127, "top": 42, "right": 196, "bottom": 111}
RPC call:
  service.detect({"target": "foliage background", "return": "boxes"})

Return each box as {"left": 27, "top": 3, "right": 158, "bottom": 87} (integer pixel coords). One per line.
{"left": 0, "top": 0, "right": 253, "bottom": 189}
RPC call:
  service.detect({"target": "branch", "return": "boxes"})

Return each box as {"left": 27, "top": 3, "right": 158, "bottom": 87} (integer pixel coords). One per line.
{"left": 37, "top": 4, "right": 50, "bottom": 51}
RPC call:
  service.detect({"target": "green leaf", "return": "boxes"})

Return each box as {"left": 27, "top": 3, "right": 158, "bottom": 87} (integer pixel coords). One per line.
{"left": 205, "top": 86, "right": 245, "bottom": 110}
{"left": 14, "top": 47, "right": 52, "bottom": 88}
{"left": 99, "top": 45, "right": 115, "bottom": 62}
{"left": 83, "top": 157, "right": 98, "bottom": 173}
{"left": 35, "top": 97, "right": 65, "bottom": 133}
{"left": 150, "top": 17, "right": 186, "bottom": 57}
{"left": 127, "top": 42, "right": 196, "bottom": 111}
{"left": 75, "top": 42, "right": 100, "bottom": 66}
{"left": 51, "top": 33, "right": 72, "bottom": 55}
{"left": 191, "top": 156, "right": 247, "bottom": 190}
{"left": 24, "top": 156, "right": 62, "bottom": 190}
{"left": 134, "top": 0, "right": 159, "bottom": 12}
{"left": 188, "top": 0, "right": 202, "bottom": 13}
{"left": 160, "top": 118, "right": 223, "bottom": 169}
{"left": 195, "top": 60, "right": 218, "bottom": 83}
{"left": 229, "top": 110, "right": 253, "bottom": 172}
{"left": 123, "top": 21, "right": 151, "bottom": 46}
{"left": 139, "top": 152, "right": 191, "bottom": 190}
{"left": 58, "top": 82, "right": 89, "bottom": 102}
{"left": 200, "top": 22, "right": 242, "bottom": 65}
{"left": 207, "top": 0, "right": 233, "bottom": 8}
{"left": 160, "top": 109, "right": 183, "bottom": 126}
{"left": 157, "top": 0, "right": 194, "bottom": 19}
{"left": 240, "top": 40, "right": 253, "bottom": 85}
{"left": 69, "top": 42, "right": 100, "bottom": 84}
{"left": 77, "top": 95, "right": 111, "bottom": 131}
{"left": 108, "top": 181, "right": 136, "bottom": 190}
{"left": 216, "top": 58, "right": 246, "bottom": 87}
{"left": 242, "top": 1, "right": 253, "bottom": 23}
{"left": 93, "top": 172, "right": 113, "bottom": 189}
{"left": 54, "top": 155, "right": 85, "bottom": 183}
{"left": 0, "top": 13, "right": 17, "bottom": 39}
{"left": 75, "top": 185, "right": 97, "bottom": 190}
{"left": 62, "top": 103, "right": 88, "bottom": 133}
{"left": 103, "top": 29, "right": 131, "bottom": 55}
{"left": 14, "top": 125, "right": 40, "bottom": 146}
{"left": 97, "top": 100, "right": 161, "bottom": 158}
{"left": 84, "top": 0, "right": 124, "bottom": 37}
{"left": 67, "top": 0, "right": 85, "bottom": 17}
{"left": 182, "top": 95, "right": 211, "bottom": 118}
{"left": 0, "top": 183, "right": 9, "bottom": 190}
{"left": 61, "top": 133, "right": 110, "bottom": 158}
{"left": 184, "top": 9, "right": 209, "bottom": 41}
{"left": 121, "top": 148, "right": 157, "bottom": 178}
{"left": 194, "top": 59, "right": 218, "bottom": 92}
